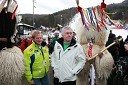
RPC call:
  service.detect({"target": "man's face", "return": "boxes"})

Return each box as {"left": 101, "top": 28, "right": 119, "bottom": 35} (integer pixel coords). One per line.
{"left": 55, "top": 33, "right": 59, "bottom": 38}
{"left": 33, "top": 33, "right": 43, "bottom": 45}
{"left": 62, "top": 29, "right": 73, "bottom": 42}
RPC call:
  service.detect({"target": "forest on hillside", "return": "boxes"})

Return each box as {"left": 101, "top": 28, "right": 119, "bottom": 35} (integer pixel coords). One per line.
{"left": 20, "top": 0, "right": 128, "bottom": 28}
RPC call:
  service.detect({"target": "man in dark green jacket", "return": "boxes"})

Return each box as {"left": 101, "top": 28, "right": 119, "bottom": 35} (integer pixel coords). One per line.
{"left": 49, "top": 30, "right": 60, "bottom": 54}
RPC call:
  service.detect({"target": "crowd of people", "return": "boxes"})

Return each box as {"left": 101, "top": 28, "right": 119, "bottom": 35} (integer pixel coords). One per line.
{"left": 17, "top": 26, "right": 86, "bottom": 85}
{"left": 106, "top": 30, "right": 128, "bottom": 85}
{"left": 106, "top": 30, "right": 128, "bottom": 62}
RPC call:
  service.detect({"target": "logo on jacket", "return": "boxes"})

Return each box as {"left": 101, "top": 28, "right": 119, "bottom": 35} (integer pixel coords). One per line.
{"left": 43, "top": 49, "right": 47, "bottom": 53}
{"left": 57, "top": 46, "right": 61, "bottom": 49}
{"left": 29, "top": 48, "right": 33, "bottom": 52}
{"left": 34, "top": 50, "right": 38, "bottom": 53}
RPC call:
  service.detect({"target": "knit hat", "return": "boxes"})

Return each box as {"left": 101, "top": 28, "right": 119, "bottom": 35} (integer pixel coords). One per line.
{"left": 54, "top": 30, "right": 60, "bottom": 34}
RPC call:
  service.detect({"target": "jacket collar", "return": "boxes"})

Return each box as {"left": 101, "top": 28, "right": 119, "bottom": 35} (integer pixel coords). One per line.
{"left": 57, "top": 38, "right": 76, "bottom": 47}
{"left": 33, "top": 41, "right": 47, "bottom": 47}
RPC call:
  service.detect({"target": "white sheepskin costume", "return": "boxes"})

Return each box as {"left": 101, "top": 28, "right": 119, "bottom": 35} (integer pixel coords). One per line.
{"left": 0, "top": 46, "right": 28, "bottom": 85}
{"left": 75, "top": 17, "right": 114, "bottom": 85}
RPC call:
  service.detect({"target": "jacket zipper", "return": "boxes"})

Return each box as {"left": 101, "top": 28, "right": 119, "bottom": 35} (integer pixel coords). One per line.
{"left": 59, "top": 50, "right": 61, "bottom": 60}
{"left": 40, "top": 47, "right": 47, "bottom": 76}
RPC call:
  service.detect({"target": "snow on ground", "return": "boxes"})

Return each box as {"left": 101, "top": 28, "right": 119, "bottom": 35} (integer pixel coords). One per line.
{"left": 112, "top": 29, "right": 128, "bottom": 41}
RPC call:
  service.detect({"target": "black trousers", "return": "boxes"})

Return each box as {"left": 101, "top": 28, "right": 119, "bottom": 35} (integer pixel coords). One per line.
{"left": 54, "top": 78, "right": 76, "bottom": 85}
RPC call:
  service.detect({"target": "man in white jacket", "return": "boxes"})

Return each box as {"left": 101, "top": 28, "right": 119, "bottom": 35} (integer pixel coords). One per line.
{"left": 51, "top": 26, "right": 87, "bottom": 85}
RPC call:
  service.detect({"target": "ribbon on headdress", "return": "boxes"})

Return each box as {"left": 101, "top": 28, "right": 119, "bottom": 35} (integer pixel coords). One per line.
{"left": 92, "top": 7, "right": 101, "bottom": 31}
{"left": 83, "top": 8, "right": 95, "bottom": 31}
{"left": 95, "top": 6, "right": 107, "bottom": 30}
{"left": 77, "top": 6, "right": 89, "bottom": 30}
{"left": 75, "top": 0, "right": 121, "bottom": 31}
{"left": 0, "top": 0, "right": 7, "bottom": 13}
{"left": 88, "top": 8, "right": 97, "bottom": 31}
{"left": 7, "top": 0, "right": 18, "bottom": 20}
{"left": 97, "top": 6, "right": 108, "bottom": 30}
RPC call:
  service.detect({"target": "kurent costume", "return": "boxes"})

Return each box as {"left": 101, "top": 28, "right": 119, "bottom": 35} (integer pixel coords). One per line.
{"left": 71, "top": 1, "right": 115, "bottom": 84}
{"left": 24, "top": 41, "right": 50, "bottom": 82}
{"left": 74, "top": 16, "right": 114, "bottom": 85}
{"left": 0, "top": 46, "right": 28, "bottom": 85}
{"left": 51, "top": 38, "right": 86, "bottom": 83}
{"left": 0, "top": 0, "right": 28, "bottom": 85}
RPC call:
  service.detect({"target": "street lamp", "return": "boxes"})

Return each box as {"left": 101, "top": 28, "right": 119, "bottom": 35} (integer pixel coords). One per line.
{"left": 60, "top": 15, "right": 62, "bottom": 25}
{"left": 33, "top": 0, "right": 36, "bottom": 27}
{"left": 122, "top": 12, "right": 124, "bottom": 20}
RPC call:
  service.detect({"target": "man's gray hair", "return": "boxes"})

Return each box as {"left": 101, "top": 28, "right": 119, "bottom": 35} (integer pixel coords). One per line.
{"left": 61, "top": 26, "right": 73, "bottom": 34}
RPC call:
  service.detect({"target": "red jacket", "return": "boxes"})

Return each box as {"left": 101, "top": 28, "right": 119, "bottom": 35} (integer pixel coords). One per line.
{"left": 20, "top": 38, "right": 32, "bottom": 52}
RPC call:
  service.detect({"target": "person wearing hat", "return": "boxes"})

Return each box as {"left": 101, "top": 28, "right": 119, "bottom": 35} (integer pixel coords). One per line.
{"left": 48, "top": 30, "right": 60, "bottom": 54}
{"left": 53, "top": 30, "right": 60, "bottom": 45}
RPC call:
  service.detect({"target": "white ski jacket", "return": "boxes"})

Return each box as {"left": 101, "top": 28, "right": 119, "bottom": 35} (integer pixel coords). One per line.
{"left": 51, "top": 38, "right": 86, "bottom": 82}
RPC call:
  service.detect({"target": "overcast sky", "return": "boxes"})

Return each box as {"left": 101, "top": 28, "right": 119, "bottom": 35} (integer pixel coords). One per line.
{"left": 17, "top": 0, "right": 125, "bottom": 14}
